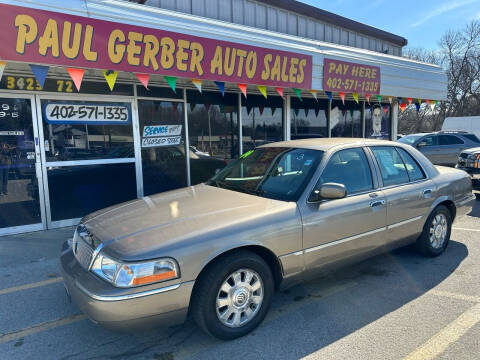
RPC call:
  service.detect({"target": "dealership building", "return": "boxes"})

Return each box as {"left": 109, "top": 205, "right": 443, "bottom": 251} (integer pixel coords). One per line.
{"left": 0, "top": 0, "right": 446, "bottom": 235}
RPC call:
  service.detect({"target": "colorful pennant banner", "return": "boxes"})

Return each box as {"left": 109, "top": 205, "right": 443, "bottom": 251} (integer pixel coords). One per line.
{"left": 309, "top": 90, "right": 318, "bottom": 101}
{"left": 293, "top": 88, "right": 302, "bottom": 100}
{"left": 191, "top": 79, "right": 202, "bottom": 93}
{"left": 407, "top": 98, "right": 413, "bottom": 105}
{"left": 30, "top": 64, "right": 49, "bottom": 88}
{"left": 164, "top": 76, "right": 177, "bottom": 92}
{"left": 397, "top": 97, "right": 403, "bottom": 105}
{"left": 399, "top": 103, "right": 406, "bottom": 112}
{"left": 258, "top": 85, "right": 267, "bottom": 99}
{"left": 352, "top": 93, "right": 359, "bottom": 104}
{"left": 259, "top": 106, "right": 264, "bottom": 116}
{"left": 339, "top": 91, "right": 345, "bottom": 105}
{"left": 365, "top": 93, "right": 371, "bottom": 104}
{"left": 376, "top": 95, "right": 382, "bottom": 103}
{"left": 0, "top": 61, "right": 6, "bottom": 82}
{"left": 271, "top": 107, "right": 277, "bottom": 116}
{"left": 304, "top": 108, "right": 309, "bottom": 117}
{"left": 190, "top": 103, "right": 196, "bottom": 112}
{"left": 325, "top": 91, "right": 333, "bottom": 102}
{"left": 66, "top": 68, "right": 85, "bottom": 92}
{"left": 238, "top": 83, "right": 247, "bottom": 98}
{"left": 215, "top": 81, "right": 225, "bottom": 96}
{"left": 103, "top": 70, "right": 118, "bottom": 91}
{"left": 135, "top": 73, "right": 149, "bottom": 90}
{"left": 275, "top": 87, "right": 284, "bottom": 98}
{"left": 388, "top": 96, "right": 393, "bottom": 104}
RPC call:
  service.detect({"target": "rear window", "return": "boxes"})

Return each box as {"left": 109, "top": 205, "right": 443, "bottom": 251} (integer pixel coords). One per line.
{"left": 463, "top": 134, "right": 480, "bottom": 143}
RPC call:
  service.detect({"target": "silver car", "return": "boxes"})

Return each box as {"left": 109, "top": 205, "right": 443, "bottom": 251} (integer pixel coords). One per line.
{"left": 61, "top": 138, "right": 475, "bottom": 340}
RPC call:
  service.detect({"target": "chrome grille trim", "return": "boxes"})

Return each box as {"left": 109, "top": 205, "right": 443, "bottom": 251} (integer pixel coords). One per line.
{"left": 73, "top": 231, "right": 94, "bottom": 270}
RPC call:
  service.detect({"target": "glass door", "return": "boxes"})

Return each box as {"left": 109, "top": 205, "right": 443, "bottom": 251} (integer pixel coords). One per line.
{"left": 0, "top": 94, "right": 46, "bottom": 235}
{"left": 137, "top": 99, "right": 187, "bottom": 196}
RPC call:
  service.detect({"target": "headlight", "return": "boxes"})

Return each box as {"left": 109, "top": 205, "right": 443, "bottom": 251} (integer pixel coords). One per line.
{"left": 90, "top": 254, "right": 179, "bottom": 288}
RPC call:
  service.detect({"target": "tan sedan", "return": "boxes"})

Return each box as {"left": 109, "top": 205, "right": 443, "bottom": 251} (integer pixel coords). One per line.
{"left": 61, "top": 138, "right": 475, "bottom": 340}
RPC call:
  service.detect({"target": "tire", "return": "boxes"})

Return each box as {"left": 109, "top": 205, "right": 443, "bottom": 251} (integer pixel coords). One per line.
{"left": 191, "top": 250, "right": 274, "bottom": 340}
{"left": 416, "top": 205, "right": 452, "bottom": 257}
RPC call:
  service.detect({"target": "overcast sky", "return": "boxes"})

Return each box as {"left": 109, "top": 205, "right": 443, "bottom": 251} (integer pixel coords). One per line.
{"left": 299, "top": 0, "right": 480, "bottom": 49}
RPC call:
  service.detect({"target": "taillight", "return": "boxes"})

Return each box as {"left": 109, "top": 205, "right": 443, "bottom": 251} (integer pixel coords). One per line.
{"left": 475, "top": 154, "right": 480, "bottom": 168}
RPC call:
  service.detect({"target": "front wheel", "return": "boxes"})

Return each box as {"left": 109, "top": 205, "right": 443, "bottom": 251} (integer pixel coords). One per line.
{"left": 191, "top": 250, "right": 274, "bottom": 340}
{"left": 416, "top": 205, "right": 452, "bottom": 257}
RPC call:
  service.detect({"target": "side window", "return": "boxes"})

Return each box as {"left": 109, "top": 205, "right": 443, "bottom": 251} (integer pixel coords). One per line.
{"left": 421, "top": 135, "right": 437, "bottom": 146}
{"left": 371, "top": 146, "right": 409, "bottom": 186}
{"left": 439, "top": 135, "right": 464, "bottom": 145}
{"left": 319, "top": 148, "right": 373, "bottom": 195}
{"left": 397, "top": 148, "right": 426, "bottom": 182}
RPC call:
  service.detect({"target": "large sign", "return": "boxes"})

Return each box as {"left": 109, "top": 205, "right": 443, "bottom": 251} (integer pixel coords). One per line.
{"left": 42, "top": 101, "right": 131, "bottom": 125}
{"left": 0, "top": 4, "right": 313, "bottom": 89}
{"left": 323, "top": 58, "right": 381, "bottom": 94}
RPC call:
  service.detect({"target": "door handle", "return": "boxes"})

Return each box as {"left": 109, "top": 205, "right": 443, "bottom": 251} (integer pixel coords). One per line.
{"left": 370, "top": 199, "right": 385, "bottom": 207}
{"left": 423, "top": 188, "right": 433, "bottom": 198}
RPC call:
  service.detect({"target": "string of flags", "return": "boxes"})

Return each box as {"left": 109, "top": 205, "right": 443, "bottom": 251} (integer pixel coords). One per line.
{"left": 0, "top": 61, "right": 440, "bottom": 113}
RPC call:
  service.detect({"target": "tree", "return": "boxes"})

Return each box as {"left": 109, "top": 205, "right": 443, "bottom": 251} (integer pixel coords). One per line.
{"left": 400, "top": 20, "right": 480, "bottom": 134}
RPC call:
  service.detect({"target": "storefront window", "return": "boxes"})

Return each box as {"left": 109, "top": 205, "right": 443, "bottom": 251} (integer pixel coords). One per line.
{"left": 0, "top": 97, "right": 42, "bottom": 229}
{"left": 290, "top": 98, "right": 328, "bottom": 139}
{"left": 330, "top": 100, "right": 362, "bottom": 138}
{"left": 41, "top": 100, "right": 134, "bottom": 161}
{"left": 365, "top": 104, "right": 391, "bottom": 140}
{"left": 242, "top": 95, "right": 283, "bottom": 152}
{"left": 47, "top": 163, "right": 136, "bottom": 221}
{"left": 138, "top": 100, "right": 188, "bottom": 195}
{"left": 187, "top": 90, "right": 237, "bottom": 185}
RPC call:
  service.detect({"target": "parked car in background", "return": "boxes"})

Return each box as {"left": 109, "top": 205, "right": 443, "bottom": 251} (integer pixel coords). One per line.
{"left": 456, "top": 147, "right": 480, "bottom": 190}
{"left": 398, "top": 131, "right": 480, "bottom": 166}
{"left": 61, "top": 138, "right": 475, "bottom": 340}
{"left": 442, "top": 116, "right": 480, "bottom": 139}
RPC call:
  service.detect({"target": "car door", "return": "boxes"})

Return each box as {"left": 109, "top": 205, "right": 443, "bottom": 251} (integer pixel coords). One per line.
{"left": 416, "top": 135, "right": 439, "bottom": 164}
{"left": 299, "top": 147, "right": 387, "bottom": 274}
{"left": 438, "top": 135, "right": 466, "bottom": 166}
{"left": 369, "top": 146, "right": 436, "bottom": 247}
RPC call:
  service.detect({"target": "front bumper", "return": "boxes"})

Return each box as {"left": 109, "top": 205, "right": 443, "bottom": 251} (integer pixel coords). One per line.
{"left": 60, "top": 245, "right": 194, "bottom": 332}
{"left": 456, "top": 166, "right": 480, "bottom": 185}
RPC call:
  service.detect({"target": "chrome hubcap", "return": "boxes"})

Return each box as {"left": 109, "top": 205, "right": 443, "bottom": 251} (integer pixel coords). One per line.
{"left": 429, "top": 213, "right": 448, "bottom": 249}
{"left": 216, "top": 269, "right": 264, "bottom": 328}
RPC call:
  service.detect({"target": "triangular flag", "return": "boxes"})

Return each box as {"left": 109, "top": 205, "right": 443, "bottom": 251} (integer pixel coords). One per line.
{"left": 397, "top": 97, "right": 403, "bottom": 105}
{"left": 215, "top": 81, "right": 225, "bottom": 96}
{"left": 275, "top": 87, "right": 284, "bottom": 98}
{"left": 30, "top": 64, "right": 49, "bottom": 88}
{"left": 429, "top": 100, "right": 436, "bottom": 111}
{"left": 365, "top": 93, "right": 371, "bottom": 104}
{"left": 352, "top": 93, "right": 359, "bottom": 104}
{"left": 164, "top": 76, "right": 177, "bottom": 92}
{"left": 246, "top": 104, "right": 253, "bottom": 115}
{"left": 388, "top": 96, "right": 393, "bottom": 104}
{"left": 66, "top": 68, "right": 84, "bottom": 92}
{"left": 304, "top": 108, "right": 309, "bottom": 117}
{"left": 315, "top": 107, "right": 321, "bottom": 117}
{"left": 190, "top": 103, "right": 196, "bottom": 112}
{"left": 258, "top": 85, "right": 267, "bottom": 99}
{"left": 339, "top": 91, "right": 345, "bottom": 105}
{"left": 349, "top": 109, "right": 354, "bottom": 118}
{"left": 219, "top": 104, "right": 225, "bottom": 113}
{"left": 325, "top": 91, "right": 333, "bottom": 102}
{"left": 383, "top": 105, "right": 389, "bottom": 114}
{"left": 407, "top": 98, "right": 413, "bottom": 105}
{"left": 0, "top": 61, "right": 7, "bottom": 82}
{"left": 103, "top": 70, "right": 118, "bottom": 91}
{"left": 417, "top": 98, "right": 422, "bottom": 105}
{"left": 238, "top": 83, "right": 247, "bottom": 98}
{"left": 172, "top": 102, "right": 178, "bottom": 112}
{"left": 271, "top": 107, "right": 277, "bottom": 116}
{"left": 293, "top": 88, "right": 302, "bottom": 101}
{"left": 309, "top": 90, "right": 318, "bottom": 101}
{"left": 191, "top": 79, "right": 202, "bottom": 93}
{"left": 400, "top": 103, "right": 406, "bottom": 112}
{"left": 415, "top": 103, "right": 420, "bottom": 112}
{"left": 204, "top": 103, "right": 211, "bottom": 112}
{"left": 342, "top": 109, "right": 347, "bottom": 116}
{"left": 293, "top": 107, "right": 299, "bottom": 116}
{"left": 259, "top": 106, "right": 264, "bottom": 115}
{"left": 135, "top": 73, "right": 149, "bottom": 90}
{"left": 376, "top": 95, "right": 382, "bottom": 103}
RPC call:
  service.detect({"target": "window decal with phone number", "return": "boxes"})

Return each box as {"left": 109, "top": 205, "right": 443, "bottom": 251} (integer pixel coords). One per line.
{"left": 42, "top": 101, "right": 131, "bottom": 125}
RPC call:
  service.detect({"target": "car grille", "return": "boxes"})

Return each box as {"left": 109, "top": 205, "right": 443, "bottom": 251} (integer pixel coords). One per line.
{"left": 72, "top": 231, "right": 94, "bottom": 270}
{"left": 460, "top": 153, "right": 469, "bottom": 159}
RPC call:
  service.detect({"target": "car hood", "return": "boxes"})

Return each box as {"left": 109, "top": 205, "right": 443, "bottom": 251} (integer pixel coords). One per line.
{"left": 82, "top": 184, "right": 292, "bottom": 260}
{"left": 461, "top": 147, "right": 480, "bottom": 155}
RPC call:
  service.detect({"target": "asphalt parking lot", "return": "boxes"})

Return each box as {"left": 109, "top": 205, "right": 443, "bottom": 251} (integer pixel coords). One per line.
{"left": 1, "top": 194, "right": 479, "bottom": 360}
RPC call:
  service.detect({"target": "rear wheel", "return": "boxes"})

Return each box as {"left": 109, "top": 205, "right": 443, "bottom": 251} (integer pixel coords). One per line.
{"left": 416, "top": 205, "right": 452, "bottom": 257}
{"left": 191, "top": 250, "right": 274, "bottom": 340}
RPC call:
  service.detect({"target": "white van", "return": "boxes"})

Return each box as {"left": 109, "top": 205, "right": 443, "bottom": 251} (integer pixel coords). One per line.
{"left": 442, "top": 116, "right": 480, "bottom": 139}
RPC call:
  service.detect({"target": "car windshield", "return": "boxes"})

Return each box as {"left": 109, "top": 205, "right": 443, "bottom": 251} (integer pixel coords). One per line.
{"left": 398, "top": 135, "right": 423, "bottom": 145}
{"left": 207, "top": 147, "right": 323, "bottom": 202}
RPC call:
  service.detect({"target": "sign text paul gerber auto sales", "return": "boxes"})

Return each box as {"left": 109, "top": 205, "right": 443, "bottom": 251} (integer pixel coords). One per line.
{"left": 0, "top": 4, "right": 313, "bottom": 89}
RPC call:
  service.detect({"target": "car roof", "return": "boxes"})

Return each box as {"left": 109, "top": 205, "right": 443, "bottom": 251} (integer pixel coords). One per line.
{"left": 405, "top": 131, "right": 474, "bottom": 137}
{"left": 260, "top": 138, "right": 398, "bottom": 151}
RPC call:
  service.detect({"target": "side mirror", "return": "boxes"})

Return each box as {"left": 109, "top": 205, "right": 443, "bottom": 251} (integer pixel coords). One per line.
{"left": 417, "top": 141, "right": 427, "bottom": 148}
{"left": 309, "top": 182, "right": 347, "bottom": 202}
